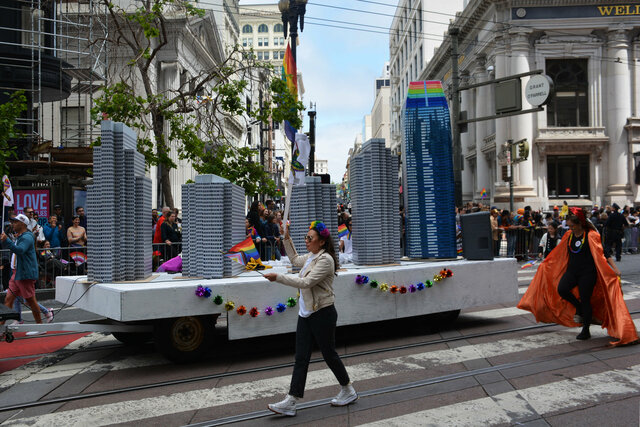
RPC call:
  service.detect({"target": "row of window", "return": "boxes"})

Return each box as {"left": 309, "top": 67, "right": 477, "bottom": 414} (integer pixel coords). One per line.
{"left": 242, "top": 37, "right": 286, "bottom": 47}
{"left": 242, "top": 23, "right": 283, "bottom": 34}
{"left": 253, "top": 51, "right": 286, "bottom": 60}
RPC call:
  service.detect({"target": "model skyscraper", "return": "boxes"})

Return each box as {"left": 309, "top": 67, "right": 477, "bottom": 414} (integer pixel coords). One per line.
{"left": 87, "top": 121, "right": 152, "bottom": 282}
{"left": 181, "top": 175, "right": 245, "bottom": 279}
{"left": 350, "top": 138, "right": 400, "bottom": 264}
{"left": 289, "top": 176, "right": 339, "bottom": 255}
{"left": 402, "top": 81, "right": 456, "bottom": 258}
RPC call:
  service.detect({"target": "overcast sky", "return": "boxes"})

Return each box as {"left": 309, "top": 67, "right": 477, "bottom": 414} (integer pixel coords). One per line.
{"left": 238, "top": 0, "right": 456, "bottom": 182}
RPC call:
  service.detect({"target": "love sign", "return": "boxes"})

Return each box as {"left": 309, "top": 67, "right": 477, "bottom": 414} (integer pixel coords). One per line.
{"left": 14, "top": 189, "right": 50, "bottom": 218}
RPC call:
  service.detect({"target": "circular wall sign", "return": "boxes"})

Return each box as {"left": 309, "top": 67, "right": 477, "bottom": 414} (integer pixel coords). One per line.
{"left": 525, "top": 74, "right": 553, "bottom": 107}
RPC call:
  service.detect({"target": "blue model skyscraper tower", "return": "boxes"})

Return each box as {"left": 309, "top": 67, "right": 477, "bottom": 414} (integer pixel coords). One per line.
{"left": 402, "top": 81, "right": 456, "bottom": 258}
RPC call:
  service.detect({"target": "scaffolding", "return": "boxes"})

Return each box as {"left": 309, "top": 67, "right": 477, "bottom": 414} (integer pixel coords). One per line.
{"left": 0, "top": 0, "right": 108, "bottom": 173}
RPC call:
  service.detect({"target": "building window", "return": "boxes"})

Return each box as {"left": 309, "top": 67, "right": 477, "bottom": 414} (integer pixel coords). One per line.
{"left": 546, "top": 59, "right": 588, "bottom": 127}
{"left": 263, "top": 38, "right": 268, "bottom": 47}
{"left": 258, "top": 24, "right": 268, "bottom": 33}
{"left": 264, "top": 51, "right": 269, "bottom": 60}
{"left": 257, "top": 51, "right": 263, "bottom": 60}
{"left": 274, "top": 23, "right": 283, "bottom": 32}
{"left": 280, "top": 50, "right": 285, "bottom": 59}
{"left": 248, "top": 38, "right": 253, "bottom": 47}
{"left": 242, "top": 38, "right": 248, "bottom": 47}
{"left": 242, "top": 24, "right": 252, "bottom": 34}
{"left": 547, "top": 155, "right": 590, "bottom": 198}
{"left": 61, "top": 106, "right": 85, "bottom": 146}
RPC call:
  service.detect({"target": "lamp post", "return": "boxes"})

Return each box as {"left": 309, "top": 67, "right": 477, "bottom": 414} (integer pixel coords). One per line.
{"left": 278, "top": 0, "right": 307, "bottom": 63}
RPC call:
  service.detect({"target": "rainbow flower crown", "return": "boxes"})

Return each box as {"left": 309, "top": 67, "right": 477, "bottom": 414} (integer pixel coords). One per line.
{"left": 309, "top": 221, "right": 330, "bottom": 238}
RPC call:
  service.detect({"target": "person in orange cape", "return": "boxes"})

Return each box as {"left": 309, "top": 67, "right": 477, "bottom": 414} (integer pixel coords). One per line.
{"left": 518, "top": 208, "right": 638, "bottom": 345}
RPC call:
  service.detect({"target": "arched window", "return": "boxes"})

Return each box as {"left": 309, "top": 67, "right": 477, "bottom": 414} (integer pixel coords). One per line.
{"left": 274, "top": 23, "right": 283, "bottom": 33}
{"left": 242, "top": 24, "right": 253, "bottom": 34}
{"left": 258, "top": 24, "right": 269, "bottom": 33}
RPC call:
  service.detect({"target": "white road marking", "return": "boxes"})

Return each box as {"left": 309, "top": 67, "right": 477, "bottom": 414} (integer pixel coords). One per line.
{"left": 360, "top": 364, "right": 640, "bottom": 426}
{"left": 4, "top": 320, "right": 639, "bottom": 427}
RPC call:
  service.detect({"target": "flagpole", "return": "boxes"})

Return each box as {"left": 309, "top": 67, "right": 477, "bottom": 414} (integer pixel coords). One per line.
{"left": 282, "top": 176, "right": 294, "bottom": 236}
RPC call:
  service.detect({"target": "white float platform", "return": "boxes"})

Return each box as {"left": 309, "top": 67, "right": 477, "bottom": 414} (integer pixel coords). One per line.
{"left": 56, "top": 258, "right": 517, "bottom": 340}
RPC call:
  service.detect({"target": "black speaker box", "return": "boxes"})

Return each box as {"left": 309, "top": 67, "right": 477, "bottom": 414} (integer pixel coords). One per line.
{"left": 460, "top": 211, "right": 494, "bottom": 260}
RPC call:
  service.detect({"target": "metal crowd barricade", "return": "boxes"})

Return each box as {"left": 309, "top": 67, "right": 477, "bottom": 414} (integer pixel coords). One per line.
{"left": 496, "top": 226, "right": 546, "bottom": 259}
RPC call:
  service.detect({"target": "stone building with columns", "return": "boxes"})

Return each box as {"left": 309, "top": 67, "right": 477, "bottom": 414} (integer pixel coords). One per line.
{"left": 415, "top": 0, "right": 640, "bottom": 209}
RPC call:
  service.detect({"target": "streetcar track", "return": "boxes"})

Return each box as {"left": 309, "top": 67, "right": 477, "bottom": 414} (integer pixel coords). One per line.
{"left": 0, "top": 319, "right": 607, "bottom": 413}
{"left": 180, "top": 346, "right": 613, "bottom": 427}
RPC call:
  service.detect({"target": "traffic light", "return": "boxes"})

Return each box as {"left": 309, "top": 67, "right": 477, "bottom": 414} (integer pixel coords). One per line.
{"left": 517, "top": 139, "right": 529, "bottom": 161}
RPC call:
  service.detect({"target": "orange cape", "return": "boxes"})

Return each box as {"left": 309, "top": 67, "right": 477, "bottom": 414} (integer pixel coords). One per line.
{"left": 517, "top": 231, "right": 638, "bottom": 346}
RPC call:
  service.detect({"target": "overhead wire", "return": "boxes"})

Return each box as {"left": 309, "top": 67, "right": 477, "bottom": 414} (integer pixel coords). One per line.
{"left": 227, "top": 1, "right": 638, "bottom": 67}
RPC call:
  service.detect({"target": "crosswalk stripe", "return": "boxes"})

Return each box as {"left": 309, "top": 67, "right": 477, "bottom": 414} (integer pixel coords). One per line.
{"left": 360, "top": 363, "right": 640, "bottom": 426}
{"left": 5, "top": 319, "right": 639, "bottom": 427}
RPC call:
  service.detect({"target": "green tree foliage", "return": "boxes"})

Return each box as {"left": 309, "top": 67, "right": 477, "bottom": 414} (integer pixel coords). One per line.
{"left": 94, "top": 0, "right": 304, "bottom": 205}
{"left": 0, "top": 91, "right": 27, "bottom": 177}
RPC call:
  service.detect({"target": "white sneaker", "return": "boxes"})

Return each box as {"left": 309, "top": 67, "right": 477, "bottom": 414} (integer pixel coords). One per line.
{"left": 8, "top": 320, "right": 24, "bottom": 326}
{"left": 331, "top": 383, "right": 358, "bottom": 406}
{"left": 45, "top": 309, "right": 54, "bottom": 323}
{"left": 26, "top": 331, "right": 46, "bottom": 336}
{"left": 268, "top": 394, "right": 297, "bottom": 416}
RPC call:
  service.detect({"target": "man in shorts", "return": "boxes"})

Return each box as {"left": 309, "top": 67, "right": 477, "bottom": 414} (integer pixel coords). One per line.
{"left": 1, "top": 213, "right": 42, "bottom": 325}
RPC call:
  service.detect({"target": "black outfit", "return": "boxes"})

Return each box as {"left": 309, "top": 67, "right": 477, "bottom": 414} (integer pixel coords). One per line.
{"left": 557, "top": 230, "right": 597, "bottom": 330}
{"left": 290, "top": 305, "right": 350, "bottom": 398}
{"left": 604, "top": 211, "right": 626, "bottom": 261}
{"left": 161, "top": 221, "right": 181, "bottom": 259}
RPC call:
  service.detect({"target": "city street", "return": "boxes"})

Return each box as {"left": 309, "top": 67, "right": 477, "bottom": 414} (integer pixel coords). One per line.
{"left": 1, "top": 256, "right": 639, "bottom": 426}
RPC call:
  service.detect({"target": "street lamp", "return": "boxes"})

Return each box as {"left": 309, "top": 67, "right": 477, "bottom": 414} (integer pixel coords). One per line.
{"left": 278, "top": 0, "right": 307, "bottom": 62}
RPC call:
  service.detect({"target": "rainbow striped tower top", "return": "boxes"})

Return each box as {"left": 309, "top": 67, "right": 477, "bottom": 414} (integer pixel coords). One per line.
{"left": 406, "top": 81, "right": 447, "bottom": 109}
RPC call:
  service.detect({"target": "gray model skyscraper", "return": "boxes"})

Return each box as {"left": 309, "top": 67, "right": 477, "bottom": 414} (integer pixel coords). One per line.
{"left": 87, "top": 121, "right": 152, "bottom": 282}
{"left": 181, "top": 175, "right": 245, "bottom": 279}
{"left": 350, "top": 138, "right": 400, "bottom": 264}
{"left": 289, "top": 176, "right": 339, "bottom": 255}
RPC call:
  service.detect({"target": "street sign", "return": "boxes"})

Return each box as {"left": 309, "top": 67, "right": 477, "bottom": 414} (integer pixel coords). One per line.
{"left": 524, "top": 74, "right": 553, "bottom": 107}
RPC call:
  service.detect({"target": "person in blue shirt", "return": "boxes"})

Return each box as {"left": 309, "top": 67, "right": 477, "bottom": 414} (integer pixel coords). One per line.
{"left": 43, "top": 215, "right": 63, "bottom": 251}
{"left": 1, "top": 214, "right": 43, "bottom": 325}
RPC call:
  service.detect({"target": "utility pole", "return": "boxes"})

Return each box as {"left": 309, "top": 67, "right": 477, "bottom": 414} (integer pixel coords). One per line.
{"left": 507, "top": 139, "right": 514, "bottom": 214}
{"left": 308, "top": 102, "right": 316, "bottom": 174}
{"left": 449, "top": 25, "right": 462, "bottom": 208}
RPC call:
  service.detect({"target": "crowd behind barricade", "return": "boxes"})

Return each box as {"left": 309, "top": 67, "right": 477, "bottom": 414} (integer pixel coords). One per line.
{"left": 3, "top": 196, "right": 638, "bottom": 293}
{"left": 455, "top": 202, "right": 640, "bottom": 261}
{"left": 1, "top": 205, "right": 88, "bottom": 292}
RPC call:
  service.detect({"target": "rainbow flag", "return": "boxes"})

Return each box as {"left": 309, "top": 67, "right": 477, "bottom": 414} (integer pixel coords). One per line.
{"left": 282, "top": 43, "right": 298, "bottom": 145}
{"left": 227, "top": 237, "right": 261, "bottom": 264}
{"left": 282, "top": 43, "right": 297, "bottom": 101}
{"left": 521, "top": 260, "right": 537, "bottom": 269}
{"left": 338, "top": 224, "right": 348, "bottom": 238}
{"left": 248, "top": 226, "right": 260, "bottom": 239}
{"left": 480, "top": 188, "right": 487, "bottom": 199}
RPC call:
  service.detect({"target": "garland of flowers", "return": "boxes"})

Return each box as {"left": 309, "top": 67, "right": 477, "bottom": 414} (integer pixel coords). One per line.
{"left": 195, "top": 285, "right": 298, "bottom": 318}
{"left": 194, "top": 269, "right": 453, "bottom": 319}
{"left": 354, "top": 268, "right": 453, "bottom": 294}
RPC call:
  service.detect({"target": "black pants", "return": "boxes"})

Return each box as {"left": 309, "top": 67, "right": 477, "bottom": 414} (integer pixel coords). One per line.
{"left": 289, "top": 305, "right": 350, "bottom": 398}
{"left": 557, "top": 269, "right": 597, "bottom": 327}
{"left": 604, "top": 231, "right": 622, "bottom": 261}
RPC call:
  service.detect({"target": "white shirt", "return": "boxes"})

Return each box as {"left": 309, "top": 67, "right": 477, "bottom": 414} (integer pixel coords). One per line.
{"left": 28, "top": 219, "right": 45, "bottom": 242}
{"left": 340, "top": 234, "right": 352, "bottom": 255}
{"left": 298, "top": 252, "right": 318, "bottom": 318}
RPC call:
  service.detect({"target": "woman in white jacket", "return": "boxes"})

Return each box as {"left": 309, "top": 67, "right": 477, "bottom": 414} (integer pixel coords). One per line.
{"left": 264, "top": 221, "right": 357, "bottom": 417}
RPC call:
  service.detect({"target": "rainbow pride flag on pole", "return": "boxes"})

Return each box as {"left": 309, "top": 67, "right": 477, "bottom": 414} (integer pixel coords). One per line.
{"left": 226, "top": 237, "right": 261, "bottom": 265}
{"left": 338, "top": 224, "right": 349, "bottom": 238}
{"left": 480, "top": 188, "right": 487, "bottom": 199}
